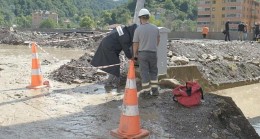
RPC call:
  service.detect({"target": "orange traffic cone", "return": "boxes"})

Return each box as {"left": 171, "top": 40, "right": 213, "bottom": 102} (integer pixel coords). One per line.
{"left": 26, "top": 42, "right": 47, "bottom": 89}
{"left": 110, "top": 60, "right": 149, "bottom": 139}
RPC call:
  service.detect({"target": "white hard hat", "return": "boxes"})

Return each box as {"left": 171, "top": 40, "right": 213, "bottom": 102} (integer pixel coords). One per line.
{"left": 138, "top": 8, "right": 150, "bottom": 17}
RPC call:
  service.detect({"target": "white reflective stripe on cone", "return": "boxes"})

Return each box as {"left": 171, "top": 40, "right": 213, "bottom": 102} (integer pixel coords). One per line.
{"left": 32, "top": 53, "right": 39, "bottom": 59}
{"left": 125, "top": 79, "right": 137, "bottom": 89}
{"left": 31, "top": 69, "right": 42, "bottom": 75}
{"left": 121, "top": 104, "right": 139, "bottom": 116}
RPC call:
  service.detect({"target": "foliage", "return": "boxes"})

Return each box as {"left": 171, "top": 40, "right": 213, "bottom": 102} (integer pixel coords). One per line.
{"left": 150, "top": 15, "right": 162, "bottom": 26}
{"left": 0, "top": 0, "right": 127, "bottom": 28}
{"left": 15, "top": 16, "right": 31, "bottom": 28}
{"left": 164, "top": 0, "right": 175, "bottom": 10}
{"left": 0, "top": 14, "right": 4, "bottom": 25}
{"left": 0, "top": 0, "right": 198, "bottom": 31}
{"left": 106, "top": 0, "right": 198, "bottom": 31}
{"left": 80, "top": 16, "right": 95, "bottom": 29}
{"left": 171, "top": 19, "right": 197, "bottom": 32}
{"left": 39, "top": 19, "right": 57, "bottom": 28}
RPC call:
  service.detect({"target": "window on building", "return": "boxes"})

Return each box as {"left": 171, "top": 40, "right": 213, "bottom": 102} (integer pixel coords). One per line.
{"left": 212, "top": 7, "right": 215, "bottom": 11}
{"left": 222, "top": 14, "right": 225, "bottom": 17}
{"left": 213, "top": 0, "right": 216, "bottom": 4}
{"left": 197, "top": 22, "right": 210, "bottom": 25}
{"left": 230, "top": 21, "right": 240, "bottom": 24}
{"left": 225, "top": 0, "right": 238, "bottom": 2}
{"left": 226, "top": 14, "right": 237, "bottom": 17}
{"left": 198, "top": 15, "right": 211, "bottom": 18}
{"left": 222, "top": 7, "right": 225, "bottom": 10}
{"left": 205, "top": 1, "right": 210, "bottom": 4}
{"left": 230, "top": 7, "right": 236, "bottom": 10}
{"left": 205, "top": 8, "right": 210, "bottom": 11}
{"left": 212, "top": 15, "right": 215, "bottom": 18}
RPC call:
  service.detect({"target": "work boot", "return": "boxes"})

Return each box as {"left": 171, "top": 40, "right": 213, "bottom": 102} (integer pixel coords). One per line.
{"left": 105, "top": 74, "right": 120, "bottom": 88}
{"left": 151, "top": 88, "right": 159, "bottom": 97}
{"left": 139, "top": 91, "right": 152, "bottom": 99}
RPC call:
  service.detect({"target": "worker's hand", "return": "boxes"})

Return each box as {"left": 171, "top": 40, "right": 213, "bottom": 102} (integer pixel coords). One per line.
{"left": 130, "top": 57, "right": 137, "bottom": 62}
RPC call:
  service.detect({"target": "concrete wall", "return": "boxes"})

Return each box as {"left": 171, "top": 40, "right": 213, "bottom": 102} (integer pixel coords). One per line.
{"left": 169, "top": 31, "right": 254, "bottom": 41}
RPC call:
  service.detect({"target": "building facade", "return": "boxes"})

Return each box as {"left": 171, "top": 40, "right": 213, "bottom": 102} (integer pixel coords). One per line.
{"left": 197, "top": 0, "right": 260, "bottom": 32}
{"left": 32, "top": 11, "right": 58, "bottom": 28}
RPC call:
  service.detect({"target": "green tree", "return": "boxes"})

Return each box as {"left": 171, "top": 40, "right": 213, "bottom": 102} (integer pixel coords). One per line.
{"left": 39, "top": 19, "right": 57, "bottom": 28}
{"left": 171, "top": 19, "right": 196, "bottom": 32}
{"left": 67, "top": 24, "right": 71, "bottom": 28}
{"left": 177, "top": 11, "right": 187, "bottom": 21}
{"left": 0, "top": 14, "right": 4, "bottom": 25}
{"left": 180, "top": 1, "right": 189, "bottom": 13}
{"left": 164, "top": 0, "right": 175, "bottom": 10}
{"left": 80, "top": 16, "right": 95, "bottom": 29}
{"left": 116, "top": 10, "right": 131, "bottom": 24}
{"left": 100, "top": 11, "right": 112, "bottom": 25}
{"left": 15, "top": 16, "right": 31, "bottom": 28}
{"left": 150, "top": 15, "right": 162, "bottom": 26}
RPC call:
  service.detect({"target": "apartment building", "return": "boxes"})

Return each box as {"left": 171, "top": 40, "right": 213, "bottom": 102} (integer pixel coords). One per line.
{"left": 32, "top": 10, "right": 58, "bottom": 28}
{"left": 197, "top": 0, "right": 260, "bottom": 32}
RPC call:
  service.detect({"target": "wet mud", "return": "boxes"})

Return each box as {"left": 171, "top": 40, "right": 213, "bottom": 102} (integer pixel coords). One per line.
{"left": 0, "top": 87, "right": 259, "bottom": 139}
{"left": 1, "top": 40, "right": 260, "bottom": 138}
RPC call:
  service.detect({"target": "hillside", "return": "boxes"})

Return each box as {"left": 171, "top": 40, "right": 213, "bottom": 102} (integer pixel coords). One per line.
{"left": 110, "top": 0, "right": 198, "bottom": 31}
{"left": 0, "top": 0, "right": 198, "bottom": 30}
{"left": 0, "top": 0, "right": 127, "bottom": 27}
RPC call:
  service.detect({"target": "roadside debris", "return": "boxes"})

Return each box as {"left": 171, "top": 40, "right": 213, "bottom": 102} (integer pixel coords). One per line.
{"left": 169, "top": 40, "right": 260, "bottom": 84}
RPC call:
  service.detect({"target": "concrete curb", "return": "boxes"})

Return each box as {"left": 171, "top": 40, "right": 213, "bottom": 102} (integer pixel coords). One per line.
{"left": 166, "top": 65, "right": 260, "bottom": 92}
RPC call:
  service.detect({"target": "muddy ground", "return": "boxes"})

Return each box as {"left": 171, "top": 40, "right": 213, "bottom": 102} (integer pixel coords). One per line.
{"left": 0, "top": 30, "right": 260, "bottom": 138}
{"left": 48, "top": 39, "right": 260, "bottom": 139}
{"left": 50, "top": 39, "right": 260, "bottom": 86}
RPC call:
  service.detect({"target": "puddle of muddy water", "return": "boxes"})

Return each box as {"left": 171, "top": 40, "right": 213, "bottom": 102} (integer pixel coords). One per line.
{"left": 254, "top": 123, "right": 260, "bottom": 135}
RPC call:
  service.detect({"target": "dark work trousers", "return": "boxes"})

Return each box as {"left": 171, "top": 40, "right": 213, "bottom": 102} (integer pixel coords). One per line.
{"left": 202, "top": 34, "right": 206, "bottom": 39}
{"left": 225, "top": 31, "right": 231, "bottom": 41}
{"left": 138, "top": 51, "right": 158, "bottom": 93}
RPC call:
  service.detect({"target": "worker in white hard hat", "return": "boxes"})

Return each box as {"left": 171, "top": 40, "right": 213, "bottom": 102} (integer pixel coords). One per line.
{"left": 132, "top": 8, "right": 160, "bottom": 99}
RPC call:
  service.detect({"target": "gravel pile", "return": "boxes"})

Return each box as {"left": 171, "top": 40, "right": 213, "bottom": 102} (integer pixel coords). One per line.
{"left": 0, "top": 30, "right": 106, "bottom": 49}
{"left": 50, "top": 52, "right": 128, "bottom": 84}
{"left": 168, "top": 40, "right": 260, "bottom": 84}
{"left": 51, "top": 53, "right": 105, "bottom": 84}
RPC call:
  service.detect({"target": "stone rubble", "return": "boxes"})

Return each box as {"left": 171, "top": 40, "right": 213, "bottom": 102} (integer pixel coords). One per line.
{"left": 168, "top": 40, "right": 260, "bottom": 83}
{"left": 0, "top": 29, "right": 106, "bottom": 49}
